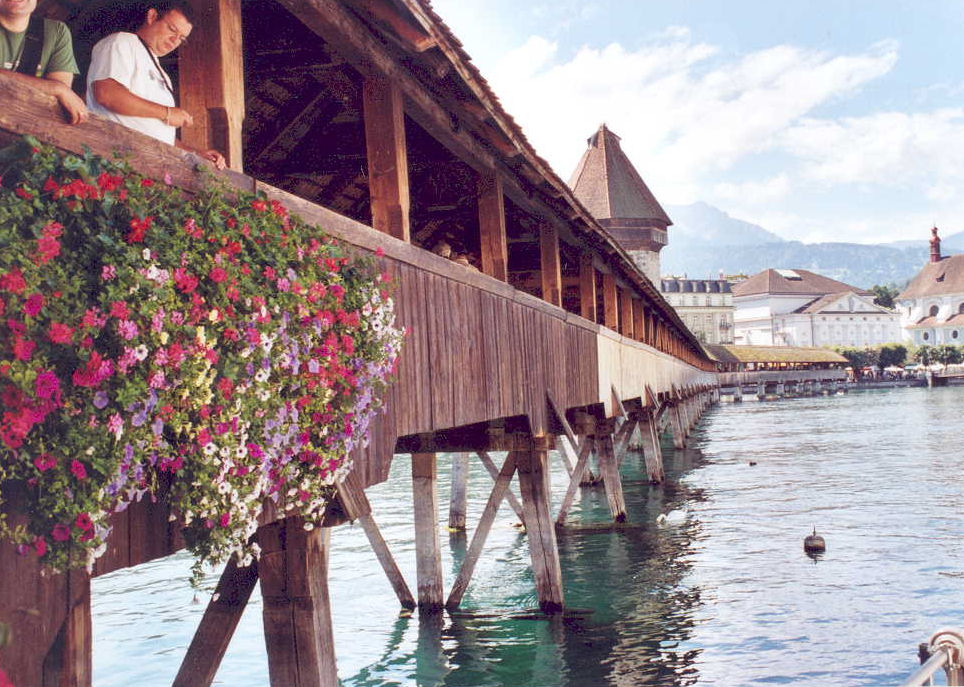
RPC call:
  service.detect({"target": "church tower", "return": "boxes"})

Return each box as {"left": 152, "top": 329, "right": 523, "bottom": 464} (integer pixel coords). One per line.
{"left": 568, "top": 124, "right": 671, "bottom": 284}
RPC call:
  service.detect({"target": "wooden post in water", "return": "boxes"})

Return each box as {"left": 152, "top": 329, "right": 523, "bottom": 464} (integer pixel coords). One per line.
{"left": 596, "top": 432, "right": 627, "bottom": 522}
{"left": 259, "top": 519, "right": 338, "bottom": 687}
{"left": 516, "top": 443, "right": 564, "bottom": 612}
{"left": 448, "top": 452, "right": 470, "bottom": 531}
{"left": 638, "top": 408, "right": 665, "bottom": 483}
{"left": 556, "top": 436, "right": 594, "bottom": 525}
{"left": 669, "top": 401, "right": 687, "bottom": 449}
{"left": 412, "top": 452, "right": 444, "bottom": 611}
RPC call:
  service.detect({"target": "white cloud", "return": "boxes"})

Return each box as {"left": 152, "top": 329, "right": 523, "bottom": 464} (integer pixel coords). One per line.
{"left": 713, "top": 174, "right": 791, "bottom": 204}
{"left": 489, "top": 33, "right": 898, "bottom": 205}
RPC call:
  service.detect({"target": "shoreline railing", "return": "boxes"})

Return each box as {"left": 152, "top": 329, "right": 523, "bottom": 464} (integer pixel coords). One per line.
{"left": 901, "top": 629, "right": 964, "bottom": 686}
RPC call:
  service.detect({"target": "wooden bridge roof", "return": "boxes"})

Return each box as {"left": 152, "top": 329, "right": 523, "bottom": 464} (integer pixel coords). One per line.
{"left": 705, "top": 344, "right": 848, "bottom": 365}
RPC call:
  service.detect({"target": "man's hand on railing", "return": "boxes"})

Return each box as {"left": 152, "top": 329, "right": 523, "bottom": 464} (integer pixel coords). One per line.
{"left": 54, "top": 84, "right": 89, "bottom": 125}
{"left": 165, "top": 106, "right": 194, "bottom": 128}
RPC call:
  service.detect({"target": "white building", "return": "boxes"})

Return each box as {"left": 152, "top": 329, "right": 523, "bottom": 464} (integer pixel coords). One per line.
{"left": 733, "top": 268, "right": 902, "bottom": 347}
{"left": 897, "top": 228, "right": 964, "bottom": 345}
{"left": 660, "top": 278, "right": 735, "bottom": 344}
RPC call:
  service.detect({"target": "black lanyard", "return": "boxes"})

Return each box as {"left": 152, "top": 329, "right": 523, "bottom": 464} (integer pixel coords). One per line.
{"left": 137, "top": 36, "right": 175, "bottom": 100}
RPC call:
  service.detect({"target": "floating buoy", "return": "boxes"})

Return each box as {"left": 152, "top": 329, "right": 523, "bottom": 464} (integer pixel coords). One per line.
{"left": 804, "top": 527, "right": 826, "bottom": 554}
{"left": 748, "top": 461, "right": 757, "bottom": 466}
{"left": 656, "top": 513, "right": 668, "bottom": 526}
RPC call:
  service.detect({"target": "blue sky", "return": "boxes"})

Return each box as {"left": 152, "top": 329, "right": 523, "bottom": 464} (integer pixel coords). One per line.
{"left": 430, "top": 0, "right": 964, "bottom": 244}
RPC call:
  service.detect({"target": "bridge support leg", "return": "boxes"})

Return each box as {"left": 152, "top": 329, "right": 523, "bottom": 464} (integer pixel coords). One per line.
{"left": 412, "top": 452, "right": 444, "bottom": 611}
{"left": 669, "top": 403, "right": 687, "bottom": 449}
{"left": 477, "top": 450, "right": 526, "bottom": 522}
{"left": 556, "top": 437, "right": 594, "bottom": 524}
{"left": 517, "top": 445, "right": 564, "bottom": 612}
{"left": 260, "top": 519, "right": 338, "bottom": 687}
{"left": 446, "top": 452, "right": 518, "bottom": 609}
{"left": 174, "top": 557, "right": 259, "bottom": 687}
{"left": 448, "top": 452, "right": 470, "bottom": 531}
{"left": 734, "top": 385, "right": 743, "bottom": 402}
{"left": 596, "top": 433, "right": 627, "bottom": 522}
{"left": 757, "top": 382, "right": 766, "bottom": 400}
{"left": 639, "top": 409, "right": 665, "bottom": 483}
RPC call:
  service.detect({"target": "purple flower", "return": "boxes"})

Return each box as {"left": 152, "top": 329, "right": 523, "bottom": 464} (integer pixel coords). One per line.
{"left": 93, "top": 391, "right": 109, "bottom": 409}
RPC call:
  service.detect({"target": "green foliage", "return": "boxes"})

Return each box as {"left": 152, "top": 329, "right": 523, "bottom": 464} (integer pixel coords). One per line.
{"left": 878, "top": 343, "right": 907, "bottom": 368}
{"left": 871, "top": 284, "right": 900, "bottom": 309}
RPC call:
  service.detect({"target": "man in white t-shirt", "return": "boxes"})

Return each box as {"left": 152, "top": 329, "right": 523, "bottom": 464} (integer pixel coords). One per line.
{"left": 87, "top": 0, "right": 225, "bottom": 169}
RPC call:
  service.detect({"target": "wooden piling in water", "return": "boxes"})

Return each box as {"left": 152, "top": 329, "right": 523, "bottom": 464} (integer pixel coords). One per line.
{"left": 516, "top": 445, "right": 564, "bottom": 612}
{"left": 448, "top": 452, "right": 470, "bottom": 531}
{"left": 412, "top": 452, "right": 444, "bottom": 612}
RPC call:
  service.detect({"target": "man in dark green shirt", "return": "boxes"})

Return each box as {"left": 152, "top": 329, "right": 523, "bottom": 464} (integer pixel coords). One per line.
{"left": 0, "top": 0, "right": 87, "bottom": 124}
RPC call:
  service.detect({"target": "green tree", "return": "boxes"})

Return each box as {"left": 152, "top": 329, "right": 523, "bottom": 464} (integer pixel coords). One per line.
{"left": 871, "top": 284, "right": 901, "bottom": 309}
{"left": 934, "top": 344, "right": 962, "bottom": 367}
{"left": 915, "top": 344, "right": 935, "bottom": 366}
{"left": 878, "top": 343, "right": 907, "bottom": 368}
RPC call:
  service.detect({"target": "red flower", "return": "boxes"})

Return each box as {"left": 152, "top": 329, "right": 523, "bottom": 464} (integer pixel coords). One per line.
{"left": 173, "top": 268, "right": 198, "bottom": 294}
{"left": 141, "top": 178, "right": 155, "bottom": 187}
{"left": 109, "top": 301, "right": 129, "bottom": 319}
{"left": 0, "top": 668, "right": 13, "bottom": 687}
{"left": 12, "top": 336, "right": 34, "bottom": 361}
{"left": 375, "top": 246, "right": 385, "bottom": 257}
{"left": 74, "top": 512, "right": 93, "bottom": 531}
{"left": 127, "top": 216, "right": 153, "bottom": 243}
{"left": 52, "top": 524, "right": 71, "bottom": 541}
{"left": 34, "top": 371, "right": 61, "bottom": 401}
{"left": 0, "top": 267, "right": 26, "bottom": 293}
{"left": 48, "top": 322, "right": 74, "bottom": 344}
{"left": 23, "top": 292, "right": 44, "bottom": 317}
{"left": 251, "top": 199, "right": 267, "bottom": 212}
{"left": 210, "top": 266, "right": 228, "bottom": 283}
{"left": 34, "top": 535, "right": 46, "bottom": 557}
{"left": 70, "top": 460, "right": 87, "bottom": 481}
{"left": 97, "top": 172, "right": 124, "bottom": 191}
{"left": 15, "top": 186, "right": 33, "bottom": 199}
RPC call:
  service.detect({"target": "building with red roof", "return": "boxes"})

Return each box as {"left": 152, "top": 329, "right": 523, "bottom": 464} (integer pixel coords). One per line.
{"left": 897, "top": 227, "right": 964, "bottom": 345}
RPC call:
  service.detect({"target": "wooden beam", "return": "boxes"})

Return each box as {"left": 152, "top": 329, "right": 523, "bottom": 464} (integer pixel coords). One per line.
{"left": 476, "top": 451, "right": 525, "bottom": 521}
{"left": 448, "top": 452, "right": 470, "bottom": 531}
{"left": 516, "top": 447, "right": 564, "bottom": 612}
{"left": 41, "top": 570, "right": 91, "bottom": 687}
{"left": 259, "top": 519, "right": 338, "bottom": 687}
{"left": 363, "top": 77, "right": 411, "bottom": 242}
{"left": 173, "top": 558, "right": 260, "bottom": 687}
{"left": 555, "top": 436, "right": 593, "bottom": 525}
{"left": 179, "top": 0, "right": 244, "bottom": 170}
{"left": 539, "top": 221, "right": 562, "bottom": 307}
{"left": 632, "top": 299, "right": 645, "bottom": 343}
{"left": 638, "top": 408, "right": 665, "bottom": 483}
{"left": 578, "top": 252, "right": 597, "bottom": 322}
{"left": 596, "top": 434, "right": 627, "bottom": 523}
{"left": 446, "top": 452, "right": 518, "bottom": 609}
{"left": 602, "top": 272, "right": 618, "bottom": 331}
{"left": 412, "top": 452, "right": 444, "bottom": 611}
{"left": 478, "top": 172, "right": 508, "bottom": 281}
{"left": 619, "top": 288, "right": 634, "bottom": 338}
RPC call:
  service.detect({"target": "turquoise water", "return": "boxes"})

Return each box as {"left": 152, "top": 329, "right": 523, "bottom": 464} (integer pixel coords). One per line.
{"left": 92, "top": 387, "right": 964, "bottom": 685}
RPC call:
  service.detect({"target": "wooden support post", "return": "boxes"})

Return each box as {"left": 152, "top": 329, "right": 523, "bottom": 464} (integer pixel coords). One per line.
{"left": 477, "top": 450, "right": 525, "bottom": 521}
{"left": 478, "top": 173, "right": 508, "bottom": 281}
{"left": 412, "top": 452, "right": 444, "bottom": 611}
{"left": 596, "top": 434, "right": 627, "bottom": 523}
{"left": 448, "top": 452, "right": 470, "bottom": 531}
{"left": 539, "top": 222, "right": 563, "bottom": 307}
{"left": 602, "top": 272, "right": 618, "bottom": 331}
{"left": 259, "top": 519, "right": 338, "bottom": 687}
{"left": 174, "top": 558, "right": 260, "bottom": 687}
{"left": 446, "top": 452, "right": 518, "bottom": 609}
{"left": 638, "top": 409, "right": 665, "bottom": 483}
{"left": 556, "top": 437, "right": 594, "bottom": 525}
{"left": 578, "top": 251, "right": 597, "bottom": 322}
{"left": 613, "top": 415, "right": 638, "bottom": 467}
{"left": 41, "top": 570, "right": 92, "bottom": 687}
{"left": 363, "top": 77, "right": 411, "bottom": 241}
{"left": 517, "top": 446, "right": 564, "bottom": 612}
{"left": 178, "top": 0, "right": 244, "bottom": 170}
{"left": 619, "top": 289, "right": 634, "bottom": 338}
{"left": 632, "top": 299, "right": 645, "bottom": 343}
{"left": 669, "top": 403, "right": 687, "bottom": 449}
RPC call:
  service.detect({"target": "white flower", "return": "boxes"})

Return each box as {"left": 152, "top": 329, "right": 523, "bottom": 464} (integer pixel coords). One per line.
{"left": 203, "top": 442, "right": 217, "bottom": 456}
{"left": 217, "top": 481, "right": 230, "bottom": 494}
{"left": 142, "top": 248, "right": 151, "bottom": 261}
{"left": 254, "top": 369, "right": 269, "bottom": 383}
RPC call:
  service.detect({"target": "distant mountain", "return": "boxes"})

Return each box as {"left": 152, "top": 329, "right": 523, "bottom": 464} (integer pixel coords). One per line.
{"left": 661, "top": 202, "right": 942, "bottom": 288}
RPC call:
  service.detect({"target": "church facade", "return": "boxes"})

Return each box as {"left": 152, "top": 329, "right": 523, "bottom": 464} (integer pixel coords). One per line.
{"left": 897, "top": 228, "right": 964, "bottom": 345}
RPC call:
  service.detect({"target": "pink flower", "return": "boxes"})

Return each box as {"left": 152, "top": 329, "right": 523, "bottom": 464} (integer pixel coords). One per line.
{"left": 70, "top": 460, "right": 87, "bottom": 481}
{"left": 33, "top": 453, "right": 57, "bottom": 472}
{"left": 375, "top": 246, "right": 385, "bottom": 257}
{"left": 34, "top": 370, "right": 61, "bottom": 401}
{"left": 0, "top": 267, "right": 26, "bottom": 293}
{"left": 117, "top": 319, "right": 138, "bottom": 340}
{"left": 52, "top": 524, "right": 71, "bottom": 541}
{"left": 219, "top": 512, "right": 231, "bottom": 527}
{"left": 37, "top": 233, "right": 61, "bottom": 264}
{"left": 107, "top": 413, "right": 123, "bottom": 438}
{"left": 74, "top": 512, "right": 93, "bottom": 531}
{"left": 24, "top": 292, "right": 44, "bottom": 317}
{"left": 101, "top": 265, "right": 117, "bottom": 281}
{"left": 13, "top": 336, "right": 34, "bottom": 361}
{"left": 48, "top": 322, "right": 74, "bottom": 344}
{"left": 34, "top": 535, "right": 46, "bottom": 557}
{"left": 210, "top": 266, "right": 227, "bottom": 283}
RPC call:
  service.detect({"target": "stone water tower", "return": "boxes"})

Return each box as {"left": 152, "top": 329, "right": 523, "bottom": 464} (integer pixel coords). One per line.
{"left": 569, "top": 124, "right": 671, "bottom": 284}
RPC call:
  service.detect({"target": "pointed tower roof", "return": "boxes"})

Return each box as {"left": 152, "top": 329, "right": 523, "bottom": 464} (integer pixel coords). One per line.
{"left": 569, "top": 124, "right": 672, "bottom": 226}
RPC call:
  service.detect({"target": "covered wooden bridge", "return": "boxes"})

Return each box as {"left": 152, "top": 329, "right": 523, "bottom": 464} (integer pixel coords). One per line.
{"left": 0, "top": 0, "right": 718, "bottom": 684}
